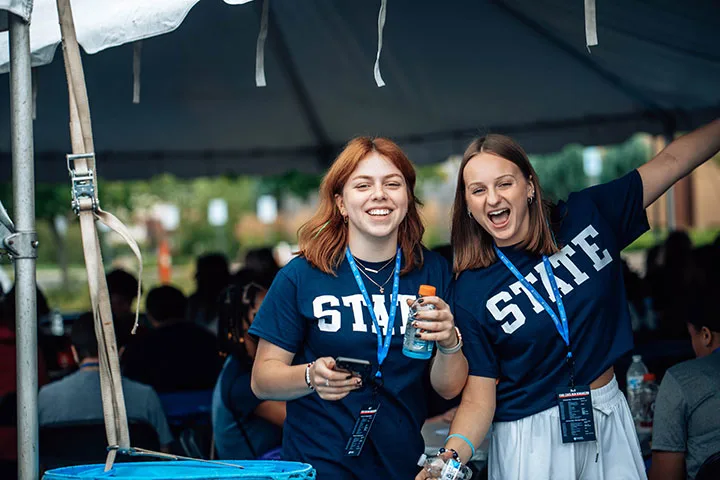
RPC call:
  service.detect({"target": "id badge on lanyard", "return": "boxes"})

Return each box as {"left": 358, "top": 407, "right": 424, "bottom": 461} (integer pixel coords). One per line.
{"left": 343, "top": 248, "right": 401, "bottom": 456}
{"left": 494, "top": 245, "right": 596, "bottom": 444}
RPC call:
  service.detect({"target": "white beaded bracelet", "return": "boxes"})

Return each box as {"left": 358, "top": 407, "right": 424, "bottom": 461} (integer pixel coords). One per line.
{"left": 305, "top": 362, "right": 315, "bottom": 390}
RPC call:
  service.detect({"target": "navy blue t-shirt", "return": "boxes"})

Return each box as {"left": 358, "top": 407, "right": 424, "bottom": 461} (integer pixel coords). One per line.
{"left": 454, "top": 170, "right": 649, "bottom": 422}
{"left": 211, "top": 355, "right": 282, "bottom": 460}
{"left": 249, "top": 249, "right": 451, "bottom": 479}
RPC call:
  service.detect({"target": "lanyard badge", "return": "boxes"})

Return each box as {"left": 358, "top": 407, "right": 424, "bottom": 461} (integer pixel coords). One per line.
{"left": 494, "top": 245, "right": 596, "bottom": 444}
{"left": 343, "top": 247, "right": 401, "bottom": 456}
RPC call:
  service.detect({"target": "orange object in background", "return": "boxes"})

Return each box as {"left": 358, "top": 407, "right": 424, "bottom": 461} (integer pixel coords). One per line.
{"left": 158, "top": 239, "right": 172, "bottom": 284}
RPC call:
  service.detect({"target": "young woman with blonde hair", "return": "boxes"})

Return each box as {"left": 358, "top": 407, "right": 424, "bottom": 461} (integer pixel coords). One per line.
{"left": 418, "top": 119, "right": 720, "bottom": 480}
{"left": 250, "top": 137, "right": 468, "bottom": 479}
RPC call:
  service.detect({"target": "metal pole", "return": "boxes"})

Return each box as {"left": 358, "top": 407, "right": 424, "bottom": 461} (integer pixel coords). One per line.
{"left": 9, "top": 13, "right": 39, "bottom": 480}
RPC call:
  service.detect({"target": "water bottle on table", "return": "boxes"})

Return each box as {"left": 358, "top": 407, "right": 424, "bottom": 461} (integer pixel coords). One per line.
{"left": 639, "top": 373, "right": 658, "bottom": 434}
{"left": 403, "top": 285, "right": 436, "bottom": 359}
{"left": 626, "top": 354, "right": 648, "bottom": 429}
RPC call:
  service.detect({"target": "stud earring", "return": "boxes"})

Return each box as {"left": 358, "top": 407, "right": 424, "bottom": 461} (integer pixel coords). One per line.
{"left": 467, "top": 210, "right": 473, "bottom": 218}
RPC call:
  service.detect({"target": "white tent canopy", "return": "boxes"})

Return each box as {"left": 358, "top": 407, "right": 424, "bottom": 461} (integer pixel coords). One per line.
{"left": 2, "top": 0, "right": 719, "bottom": 182}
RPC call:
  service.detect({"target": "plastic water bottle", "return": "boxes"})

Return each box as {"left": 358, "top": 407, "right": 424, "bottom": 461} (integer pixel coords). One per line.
{"left": 418, "top": 453, "right": 473, "bottom": 480}
{"left": 402, "top": 285, "right": 436, "bottom": 359}
{"left": 626, "top": 354, "right": 648, "bottom": 428}
{"left": 50, "top": 309, "right": 65, "bottom": 337}
{"left": 639, "top": 373, "right": 658, "bottom": 433}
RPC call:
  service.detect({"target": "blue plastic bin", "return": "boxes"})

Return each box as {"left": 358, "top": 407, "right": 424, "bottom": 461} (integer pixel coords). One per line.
{"left": 42, "top": 460, "right": 316, "bottom": 480}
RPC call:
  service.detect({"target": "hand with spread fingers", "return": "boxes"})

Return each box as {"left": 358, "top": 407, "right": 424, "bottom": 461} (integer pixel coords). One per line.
{"left": 310, "top": 357, "right": 363, "bottom": 401}
{"left": 406, "top": 296, "right": 459, "bottom": 350}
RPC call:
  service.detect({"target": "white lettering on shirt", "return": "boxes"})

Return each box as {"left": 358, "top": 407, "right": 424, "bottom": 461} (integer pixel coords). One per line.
{"left": 313, "top": 295, "right": 341, "bottom": 332}
{"left": 487, "top": 291, "right": 526, "bottom": 334}
{"left": 571, "top": 225, "right": 612, "bottom": 271}
{"left": 485, "top": 223, "right": 614, "bottom": 335}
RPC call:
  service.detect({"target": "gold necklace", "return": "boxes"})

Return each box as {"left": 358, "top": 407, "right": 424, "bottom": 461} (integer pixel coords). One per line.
{"left": 357, "top": 264, "right": 396, "bottom": 294}
{"left": 352, "top": 255, "right": 394, "bottom": 274}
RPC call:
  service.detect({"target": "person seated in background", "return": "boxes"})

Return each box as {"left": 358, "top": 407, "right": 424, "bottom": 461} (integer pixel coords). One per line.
{"left": 646, "top": 231, "right": 699, "bottom": 339}
{"left": 244, "top": 247, "right": 280, "bottom": 280}
{"left": 649, "top": 290, "right": 720, "bottom": 480}
{"left": 122, "top": 285, "right": 222, "bottom": 393}
{"left": 0, "top": 287, "right": 50, "bottom": 477}
{"left": 212, "top": 277, "right": 284, "bottom": 460}
{"left": 106, "top": 268, "right": 147, "bottom": 339}
{"left": 186, "top": 254, "right": 230, "bottom": 332}
{"left": 38, "top": 312, "right": 173, "bottom": 451}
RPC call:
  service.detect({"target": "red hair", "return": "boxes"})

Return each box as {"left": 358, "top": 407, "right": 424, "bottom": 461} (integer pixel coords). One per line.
{"left": 298, "top": 137, "right": 424, "bottom": 275}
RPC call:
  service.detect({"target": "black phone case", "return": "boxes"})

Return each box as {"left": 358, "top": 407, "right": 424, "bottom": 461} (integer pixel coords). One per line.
{"left": 335, "top": 358, "right": 372, "bottom": 390}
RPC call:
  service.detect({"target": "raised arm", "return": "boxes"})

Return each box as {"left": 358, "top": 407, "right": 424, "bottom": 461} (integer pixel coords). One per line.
{"left": 638, "top": 119, "right": 720, "bottom": 208}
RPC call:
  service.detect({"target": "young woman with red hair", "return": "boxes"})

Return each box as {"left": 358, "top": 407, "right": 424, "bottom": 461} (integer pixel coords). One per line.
{"left": 250, "top": 137, "right": 468, "bottom": 479}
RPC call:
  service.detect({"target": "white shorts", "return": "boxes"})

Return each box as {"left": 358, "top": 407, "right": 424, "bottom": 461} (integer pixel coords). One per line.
{"left": 489, "top": 376, "right": 647, "bottom": 480}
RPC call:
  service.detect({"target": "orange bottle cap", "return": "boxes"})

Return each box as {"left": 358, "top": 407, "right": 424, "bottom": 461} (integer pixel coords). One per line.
{"left": 418, "top": 285, "right": 436, "bottom": 296}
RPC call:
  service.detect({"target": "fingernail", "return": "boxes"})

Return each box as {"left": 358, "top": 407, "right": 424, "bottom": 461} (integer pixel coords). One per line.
{"left": 356, "top": 379, "right": 362, "bottom": 385}
{"left": 412, "top": 321, "right": 418, "bottom": 328}
{"left": 418, "top": 298, "right": 424, "bottom": 304}
{"left": 345, "top": 375, "right": 353, "bottom": 380}
{"left": 415, "top": 333, "right": 421, "bottom": 338}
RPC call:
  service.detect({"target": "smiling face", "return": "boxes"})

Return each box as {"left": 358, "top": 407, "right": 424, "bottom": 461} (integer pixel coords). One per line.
{"left": 335, "top": 152, "right": 409, "bottom": 248}
{"left": 464, "top": 152, "right": 535, "bottom": 247}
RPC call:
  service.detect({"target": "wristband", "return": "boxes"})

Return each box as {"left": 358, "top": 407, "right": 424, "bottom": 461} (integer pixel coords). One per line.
{"left": 305, "top": 362, "right": 315, "bottom": 390}
{"left": 437, "top": 327, "right": 463, "bottom": 355}
{"left": 446, "top": 433, "right": 475, "bottom": 458}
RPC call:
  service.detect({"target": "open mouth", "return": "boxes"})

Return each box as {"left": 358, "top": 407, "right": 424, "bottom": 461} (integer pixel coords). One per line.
{"left": 367, "top": 208, "right": 392, "bottom": 217}
{"left": 488, "top": 208, "right": 510, "bottom": 226}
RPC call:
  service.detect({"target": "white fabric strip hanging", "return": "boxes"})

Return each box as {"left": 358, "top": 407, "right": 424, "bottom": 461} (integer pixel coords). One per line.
{"left": 373, "top": 0, "right": 387, "bottom": 87}
{"left": 255, "top": 0, "right": 269, "bottom": 87}
{"left": 584, "top": 0, "right": 598, "bottom": 48}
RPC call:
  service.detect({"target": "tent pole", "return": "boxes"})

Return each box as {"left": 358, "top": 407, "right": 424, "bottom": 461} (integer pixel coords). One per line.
{"left": 9, "top": 12, "right": 38, "bottom": 480}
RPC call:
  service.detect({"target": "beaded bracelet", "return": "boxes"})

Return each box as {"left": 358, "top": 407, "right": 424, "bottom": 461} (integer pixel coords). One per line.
{"left": 305, "top": 362, "right": 315, "bottom": 390}
{"left": 438, "top": 447, "right": 459, "bottom": 461}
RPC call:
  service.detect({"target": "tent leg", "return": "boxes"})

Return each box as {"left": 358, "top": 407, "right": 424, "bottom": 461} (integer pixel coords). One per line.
{"left": 9, "top": 12, "right": 38, "bottom": 480}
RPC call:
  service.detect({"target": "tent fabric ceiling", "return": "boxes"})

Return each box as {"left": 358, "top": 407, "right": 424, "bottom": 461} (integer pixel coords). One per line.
{"left": 1, "top": 0, "right": 719, "bottom": 182}
{"left": 0, "top": 0, "right": 32, "bottom": 31}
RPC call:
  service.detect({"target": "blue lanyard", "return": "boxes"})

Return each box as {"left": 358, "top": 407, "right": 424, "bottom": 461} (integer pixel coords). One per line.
{"left": 345, "top": 247, "right": 401, "bottom": 379}
{"left": 713, "top": 347, "right": 720, "bottom": 355}
{"left": 493, "top": 245, "right": 576, "bottom": 386}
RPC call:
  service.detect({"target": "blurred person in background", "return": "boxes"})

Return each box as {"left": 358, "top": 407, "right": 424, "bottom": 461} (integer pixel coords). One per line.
{"left": 212, "top": 275, "right": 284, "bottom": 460}
{"left": 0, "top": 287, "right": 50, "bottom": 477}
{"left": 38, "top": 312, "right": 173, "bottom": 451}
{"left": 244, "top": 247, "right": 280, "bottom": 280}
{"left": 122, "top": 286, "right": 222, "bottom": 393}
{"left": 106, "top": 268, "right": 146, "bottom": 343}
{"left": 649, "top": 289, "right": 720, "bottom": 480}
{"left": 187, "top": 254, "right": 230, "bottom": 332}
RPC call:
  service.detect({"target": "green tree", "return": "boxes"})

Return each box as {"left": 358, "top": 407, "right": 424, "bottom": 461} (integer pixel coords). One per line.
{"left": 529, "top": 144, "right": 586, "bottom": 202}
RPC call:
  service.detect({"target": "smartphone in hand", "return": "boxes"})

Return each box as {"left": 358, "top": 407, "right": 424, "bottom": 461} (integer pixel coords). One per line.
{"left": 335, "top": 356, "right": 372, "bottom": 391}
